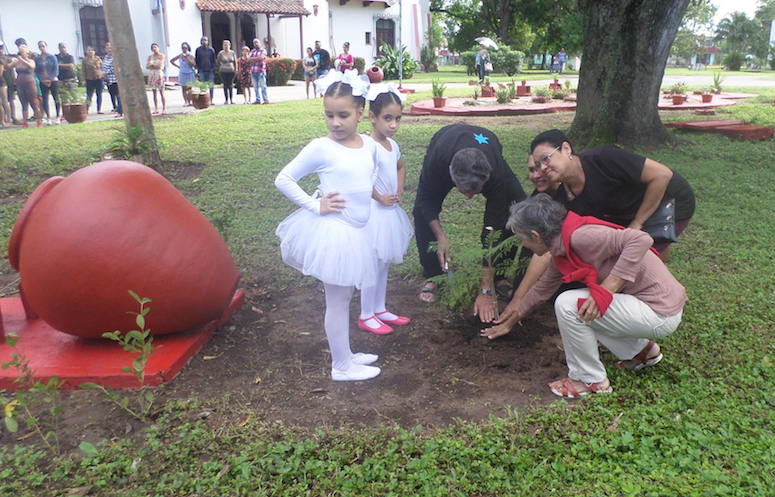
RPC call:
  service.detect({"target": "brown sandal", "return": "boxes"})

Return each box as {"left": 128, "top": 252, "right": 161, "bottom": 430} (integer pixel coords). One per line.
{"left": 615, "top": 341, "right": 663, "bottom": 371}
{"left": 418, "top": 282, "right": 437, "bottom": 303}
{"left": 548, "top": 377, "right": 612, "bottom": 398}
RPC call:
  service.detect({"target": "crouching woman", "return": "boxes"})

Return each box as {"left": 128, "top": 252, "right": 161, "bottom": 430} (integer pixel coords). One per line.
{"left": 482, "top": 194, "right": 686, "bottom": 398}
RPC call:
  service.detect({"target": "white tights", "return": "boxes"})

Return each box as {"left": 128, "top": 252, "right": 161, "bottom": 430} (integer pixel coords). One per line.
{"left": 360, "top": 262, "right": 389, "bottom": 319}
{"left": 323, "top": 283, "right": 355, "bottom": 371}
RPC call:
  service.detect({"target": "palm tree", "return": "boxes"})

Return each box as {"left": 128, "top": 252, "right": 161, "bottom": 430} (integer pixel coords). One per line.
{"left": 715, "top": 11, "right": 758, "bottom": 70}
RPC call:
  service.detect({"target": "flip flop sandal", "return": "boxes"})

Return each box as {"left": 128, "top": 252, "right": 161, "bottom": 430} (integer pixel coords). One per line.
{"left": 615, "top": 340, "right": 663, "bottom": 371}
{"left": 548, "top": 377, "right": 612, "bottom": 399}
{"left": 418, "top": 282, "right": 438, "bottom": 303}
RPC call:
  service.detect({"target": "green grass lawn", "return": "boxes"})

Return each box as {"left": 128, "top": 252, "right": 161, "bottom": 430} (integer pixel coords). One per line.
{"left": 0, "top": 96, "right": 773, "bottom": 496}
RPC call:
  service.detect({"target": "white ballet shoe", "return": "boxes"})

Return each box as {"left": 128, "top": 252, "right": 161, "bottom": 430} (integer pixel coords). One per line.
{"left": 331, "top": 364, "right": 381, "bottom": 381}
{"left": 351, "top": 353, "right": 378, "bottom": 365}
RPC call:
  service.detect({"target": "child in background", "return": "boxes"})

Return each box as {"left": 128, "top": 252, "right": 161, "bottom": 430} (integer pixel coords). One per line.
{"left": 275, "top": 70, "right": 382, "bottom": 381}
{"left": 358, "top": 85, "right": 413, "bottom": 334}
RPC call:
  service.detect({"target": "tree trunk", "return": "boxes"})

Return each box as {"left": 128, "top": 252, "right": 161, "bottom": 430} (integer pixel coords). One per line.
{"left": 103, "top": 0, "right": 161, "bottom": 167}
{"left": 570, "top": 0, "right": 690, "bottom": 149}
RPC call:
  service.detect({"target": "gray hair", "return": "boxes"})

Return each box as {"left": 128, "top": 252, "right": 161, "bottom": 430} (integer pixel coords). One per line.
{"left": 449, "top": 148, "right": 491, "bottom": 194}
{"left": 507, "top": 193, "right": 567, "bottom": 242}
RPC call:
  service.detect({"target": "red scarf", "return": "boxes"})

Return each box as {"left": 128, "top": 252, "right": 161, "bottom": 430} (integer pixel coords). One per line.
{"left": 552, "top": 212, "right": 626, "bottom": 317}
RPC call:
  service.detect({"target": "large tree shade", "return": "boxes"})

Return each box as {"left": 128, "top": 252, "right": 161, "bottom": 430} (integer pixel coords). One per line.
{"left": 569, "top": 0, "right": 691, "bottom": 148}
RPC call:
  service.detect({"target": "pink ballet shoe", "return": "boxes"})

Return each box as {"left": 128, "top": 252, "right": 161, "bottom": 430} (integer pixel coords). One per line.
{"left": 376, "top": 311, "right": 411, "bottom": 326}
{"left": 357, "top": 316, "right": 393, "bottom": 335}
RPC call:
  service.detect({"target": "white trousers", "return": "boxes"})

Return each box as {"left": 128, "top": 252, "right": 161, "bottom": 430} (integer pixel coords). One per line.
{"left": 554, "top": 289, "right": 683, "bottom": 384}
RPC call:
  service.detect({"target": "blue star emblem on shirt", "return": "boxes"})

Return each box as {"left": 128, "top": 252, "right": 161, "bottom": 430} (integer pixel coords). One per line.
{"left": 473, "top": 133, "right": 489, "bottom": 144}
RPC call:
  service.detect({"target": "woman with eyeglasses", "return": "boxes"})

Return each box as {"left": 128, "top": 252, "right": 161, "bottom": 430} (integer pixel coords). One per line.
{"left": 526, "top": 129, "right": 694, "bottom": 261}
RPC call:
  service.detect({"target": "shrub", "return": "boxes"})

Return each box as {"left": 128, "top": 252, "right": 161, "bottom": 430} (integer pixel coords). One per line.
{"left": 266, "top": 58, "right": 297, "bottom": 86}
{"left": 374, "top": 43, "right": 417, "bottom": 79}
{"left": 461, "top": 50, "right": 477, "bottom": 75}
{"left": 354, "top": 56, "right": 365, "bottom": 74}
{"left": 722, "top": 51, "right": 744, "bottom": 71}
{"left": 495, "top": 87, "right": 511, "bottom": 104}
{"left": 421, "top": 44, "right": 438, "bottom": 72}
{"left": 290, "top": 59, "right": 304, "bottom": 80}
{"left": 490, "top": 48, "right": 524, "bottom": 76}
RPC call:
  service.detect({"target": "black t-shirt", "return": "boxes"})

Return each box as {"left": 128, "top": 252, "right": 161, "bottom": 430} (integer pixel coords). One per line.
{"left": 413, "top": 124, "right": 527, "bottom": 247}
{"left": 554, "top": 145, "right": 695, "bottom": 225}
{"left": 313, "top": 48, "right": 330, "bottom": 70}
{"left": 56, "top": 53, "right": 75, "bottom": 80}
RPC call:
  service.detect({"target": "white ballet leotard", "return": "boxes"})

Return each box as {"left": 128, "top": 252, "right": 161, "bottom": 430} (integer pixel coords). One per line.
{"left": 367, "top": 137, "right": 413, "bottom": 263}
{"left": 275, "top": 134, "right": 379, "bottom": 289}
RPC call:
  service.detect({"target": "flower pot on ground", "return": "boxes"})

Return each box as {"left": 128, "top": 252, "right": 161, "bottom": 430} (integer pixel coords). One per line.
{"left": 431, "top": 78, "right": 446, "bottom": 98}
{"left": 367, "top": 66, "right": 384, "bottom": 83}
{"left": 187, "top": 81, "right": 212, "bottom": 109}
{"left": 671, "top": 95, "right": 686, "bottom": 105}
{"left": 432, "top": 97, "right": 447, "bottom": 108}
{"left": 192, "top": 93, "right": 211, "bottom": 109}
{"left": 62, "top": 104, "right": 88, "bottom": 123}
{"left": 481, "top": 86, "right": 495, "bottom": 97}
{"left": 701, "top": 93, "right": 713, "bottom": 103}
{"left": 532, "top": 87, "right": 550, "bottom": 103}
{"left": 58, "top": 87, "right": 89, "bottom": 123}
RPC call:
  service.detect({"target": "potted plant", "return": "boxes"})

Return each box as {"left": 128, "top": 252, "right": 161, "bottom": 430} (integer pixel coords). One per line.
{"left": 187, "top": 80, "right": 212, "bottom": 109}
{"left": 480, "top": 77, "right": 495, "bottom": 97}
{"left": 701, "top": 88, "right": 713, "bottom": 103}
{"left": 58, "top": 87, "right": 88, "bottom": 123}
{"left": 431, "top": 79, "right": 447, "bottom": 108}
{"left": 669, "top": 81, "right": 687, "bottom": 105}
{"left": 531, "top": 87, "right": 550, "bottom": 103}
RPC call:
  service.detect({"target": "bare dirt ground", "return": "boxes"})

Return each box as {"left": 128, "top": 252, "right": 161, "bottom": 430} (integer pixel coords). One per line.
{"left": 3, "top": 109, "right": 699, "bottom": 450}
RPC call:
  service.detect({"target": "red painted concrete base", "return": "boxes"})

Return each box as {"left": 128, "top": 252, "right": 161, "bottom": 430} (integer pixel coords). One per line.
{"left": 0, "top": 290, "right": 245, "bottom": 390}
{"left": 664, "top": 120, "right": 745, "bottom": 129}
{"left": 714, "top": 125, "right": 774, "bottom": 139}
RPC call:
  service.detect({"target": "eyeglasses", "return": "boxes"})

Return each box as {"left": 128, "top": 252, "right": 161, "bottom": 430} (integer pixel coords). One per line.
{"left": 537, "top": 146, "right": 561, "bottom": 166}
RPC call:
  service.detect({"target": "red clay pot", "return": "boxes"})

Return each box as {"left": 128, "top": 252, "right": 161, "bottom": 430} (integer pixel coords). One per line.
{"left": 192, "top": 93, "right": 210, "bottom": 109}
{"left": 672, "top": 95, "right": 686, "bottom": 105}
{"left": 432, "top": 97, "right": 447, "bottom": 108}
{"left": 8, "top": 160, "right": 239, "bottom": 338}
{"left": 367, "top": 66, "right": 384, "bottom": 83}
{"left": 62, "top": 104, "right": 88, "bottom": 124}
{"left": 701, "top": 94, "right": 713, "bottom": 103}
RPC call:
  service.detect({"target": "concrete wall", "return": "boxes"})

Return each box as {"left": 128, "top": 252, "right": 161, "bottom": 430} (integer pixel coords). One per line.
{"left": 0, "top": 0, "right": 80, "bottom": 55}
{"left": 165, "top": 0, "right": 204, "bottom": 77}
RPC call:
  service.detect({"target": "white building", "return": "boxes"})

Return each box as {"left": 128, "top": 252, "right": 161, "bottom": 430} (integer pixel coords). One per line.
{"left": 0, "top": 0, "right": 429, "bottom": 80}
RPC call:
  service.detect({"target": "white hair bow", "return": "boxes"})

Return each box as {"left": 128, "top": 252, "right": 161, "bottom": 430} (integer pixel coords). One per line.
{"left": 314, "top": 69, "right": 370, "bottom": 97}
{"left": 366, "top": 83, "right": 405, "bottom": 103}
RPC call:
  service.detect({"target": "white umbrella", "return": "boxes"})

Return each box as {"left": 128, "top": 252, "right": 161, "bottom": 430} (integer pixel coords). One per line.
{"left": 475, "top": 37, "right": 498, "bottom": 50}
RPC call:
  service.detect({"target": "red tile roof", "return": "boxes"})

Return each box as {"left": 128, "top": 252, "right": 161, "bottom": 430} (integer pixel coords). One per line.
{"left": 196, "top": 0, "right": 309, "bottom": 15}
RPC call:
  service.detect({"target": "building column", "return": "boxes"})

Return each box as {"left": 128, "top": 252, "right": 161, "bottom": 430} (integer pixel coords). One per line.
{"left": 203, "top": 11, "right": 212, "bottom": 40}
{"left": 229, "top": 12, "right": 237, "bottom": 45}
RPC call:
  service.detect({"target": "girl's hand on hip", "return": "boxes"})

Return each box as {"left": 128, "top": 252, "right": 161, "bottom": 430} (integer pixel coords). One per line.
{"left": 320, "top": 191, "right": 345, "bottom": 214}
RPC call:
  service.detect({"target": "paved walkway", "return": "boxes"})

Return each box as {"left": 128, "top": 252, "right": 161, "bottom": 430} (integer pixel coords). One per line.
{"left": 2, "top": 72, "right": 772, "bottom": 130}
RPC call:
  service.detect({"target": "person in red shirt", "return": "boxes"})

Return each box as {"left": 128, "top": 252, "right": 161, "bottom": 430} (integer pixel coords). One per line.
{"left": 482, "top": 194, "right": 687, "bottom": 398}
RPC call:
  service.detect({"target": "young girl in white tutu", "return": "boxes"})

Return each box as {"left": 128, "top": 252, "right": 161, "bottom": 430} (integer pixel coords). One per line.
{"left": 357, "top": 85, "right": 414, "bottom": 335}
{"left": 275, "top": 70, "right": 382, "bottom": 381}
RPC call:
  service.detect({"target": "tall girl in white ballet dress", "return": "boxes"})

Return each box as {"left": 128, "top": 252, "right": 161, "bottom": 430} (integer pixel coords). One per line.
{"left": 357, "top": 85, "right": 414, "bottom": 335}
{"left": 275, "top": 70, "right": 382, "bottom": 381}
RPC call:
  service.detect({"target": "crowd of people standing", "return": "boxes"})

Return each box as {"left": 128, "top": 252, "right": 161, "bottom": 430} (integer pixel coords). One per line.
{"left": 0, "top": 36, "right": 358, "bottom": 128}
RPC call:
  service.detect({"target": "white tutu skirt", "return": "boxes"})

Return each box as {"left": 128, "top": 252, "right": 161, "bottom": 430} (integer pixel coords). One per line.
{"left": 276, "top": 208, "right": 377, "bottom": 289}
{"left": 366, "top": 201, "right": 414, "bottom": 264}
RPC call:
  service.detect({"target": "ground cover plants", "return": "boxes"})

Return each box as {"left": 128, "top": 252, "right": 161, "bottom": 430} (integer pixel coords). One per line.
{"left": 0, "top": 93, "right": 773, "bottom": 496}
